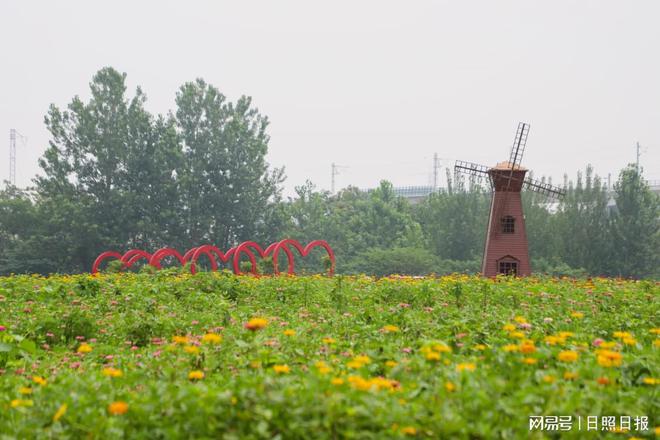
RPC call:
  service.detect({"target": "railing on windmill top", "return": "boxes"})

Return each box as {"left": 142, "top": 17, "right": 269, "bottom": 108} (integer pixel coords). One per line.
{"left": 92, "top": 239, "right": 335, "bottom": 276}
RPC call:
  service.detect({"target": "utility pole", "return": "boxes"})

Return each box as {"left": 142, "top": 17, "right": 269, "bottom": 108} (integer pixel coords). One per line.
{"left": 331, "top": 163, "right": 348, "bottom": 194}
{"left": 636, "top": 141, "right": 641, "bottom": 173}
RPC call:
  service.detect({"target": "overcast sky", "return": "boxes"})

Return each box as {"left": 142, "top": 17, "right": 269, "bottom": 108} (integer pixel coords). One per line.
{"left": 1, "top": 0, "right": 658, "bottom": 195}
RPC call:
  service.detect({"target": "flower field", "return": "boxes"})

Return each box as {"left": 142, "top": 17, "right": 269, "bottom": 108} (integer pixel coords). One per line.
{"left": 0, "top": 272, "right": 658, "bottom": 439}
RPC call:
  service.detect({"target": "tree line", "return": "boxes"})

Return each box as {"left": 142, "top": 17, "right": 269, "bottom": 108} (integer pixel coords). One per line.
{"left": 0, "top": 68, "right": 658, "bottom": 278}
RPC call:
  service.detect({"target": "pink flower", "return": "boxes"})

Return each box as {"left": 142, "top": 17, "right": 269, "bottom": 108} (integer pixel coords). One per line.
{"left": 398, "top": 303, "right": 411, "bottom": 308}
{"left": 89, "top": 338, "right": 97, "bottom": 343}
{"left": 0, "top": 325, "right": 6, "bottom": 332}
{"left": 69, "top": 361, "right": 81, "bottom": 369}
{"left": 46, "top": 332, "right": 54, "bottom": 338}
{"left": 191, "top": 320, "right": 199, "bottom": 325}
{"left": 402, "top": 347, "right": 412, "bottom": 354}
{"left": 519, "top": 323, "right": 532, "bottom": 330}
{"left": 130, "top": 346, "right": 138, "bottom": 351}
{"left": 105, "top": 355, "right": 114, "bottom": 360}
{"left": 152, "top": 350, "right": 162, "bottom": 358}
{"left": 76, "top": 336, "right": 85, "bottom": 341}
{"left": 592, "top": 338, "right": 604, "bottom": 347}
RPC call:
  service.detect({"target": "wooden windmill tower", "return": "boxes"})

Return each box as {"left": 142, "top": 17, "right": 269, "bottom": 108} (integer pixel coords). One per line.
{"left": 454, "top": 123, "right": 565, "bottom": 277}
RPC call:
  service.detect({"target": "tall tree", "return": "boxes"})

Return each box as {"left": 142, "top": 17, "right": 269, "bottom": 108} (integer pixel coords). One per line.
{"left": 609, "top": 165, "right": 659, "bottom": 278}
{"left": 175, "top": 79, "right": 284, "bottom": 249}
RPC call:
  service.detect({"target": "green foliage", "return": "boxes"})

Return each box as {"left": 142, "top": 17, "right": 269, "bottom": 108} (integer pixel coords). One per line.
{"left": 0, "top": 273, "right": 657, "bottom": 438}
{"left": 347, "top": 247, "right": 439, "bottom": 276}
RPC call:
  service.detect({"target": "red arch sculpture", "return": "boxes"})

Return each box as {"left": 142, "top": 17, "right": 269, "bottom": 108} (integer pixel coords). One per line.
{"left": 91, "top": 240, "right": 334, "bottom": 276}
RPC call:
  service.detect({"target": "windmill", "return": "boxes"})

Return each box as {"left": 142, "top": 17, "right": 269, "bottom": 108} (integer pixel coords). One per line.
{"left": 454, "top": 123, "right": 564, "bottom": 277}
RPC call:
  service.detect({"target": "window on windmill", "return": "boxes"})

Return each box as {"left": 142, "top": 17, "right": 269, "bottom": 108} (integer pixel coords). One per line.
{"left": 498, "top": 261, "right": 518, "bottom": 276}
{"left": 501, "top": 216, "right": 515, "bottom": 233}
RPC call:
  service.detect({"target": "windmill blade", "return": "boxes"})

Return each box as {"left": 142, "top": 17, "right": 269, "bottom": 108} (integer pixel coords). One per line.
{"left": 454, "top": 160, "right": 492, "bottom": 188}
{"left": 454, "top": 160, "right": 490, "bottom": 177}
{"left": 523, "top": 178, "right": 565, "bottom": 199}
{"left": 508, "top": 122, "right": 530, "bottom": 169}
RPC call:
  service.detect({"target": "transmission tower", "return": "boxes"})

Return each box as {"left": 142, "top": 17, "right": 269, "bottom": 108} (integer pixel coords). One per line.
{"left": 9, "top": 129, "right": 27, "bottom": 186}
{"left": 331, "top": 163, "right": 349, "bottom": 194}
{"left": 9, "top": 129, "right": 16, "bottom": 185}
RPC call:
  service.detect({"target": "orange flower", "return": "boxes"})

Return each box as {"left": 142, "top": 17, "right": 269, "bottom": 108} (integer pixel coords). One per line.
{"left": 596, "top": 377, "right": 610, "bottom": 385}
{"left": 244, "top": 318, "right": 268, "bottom": 331}
{"left": 108, "top": 401, "right": 129, "bottom": 415}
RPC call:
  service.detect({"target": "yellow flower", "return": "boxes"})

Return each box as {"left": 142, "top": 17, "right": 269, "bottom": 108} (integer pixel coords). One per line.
{"left": 456, "top": 362, "right": 476, "bottom": 372}
{"left": 77, "top": 344, "right": 92, "bottom": 353}
{"left": 474, "top": 344, "right": 487, "bottom": 351}
{"left": 597, "top": 350, "right": 622, "bottom": 367}
{"left": 445, "top": 381, "right": 456, "bottom": 392}
{"left": 108, "top": 401, "right": 129, "bottom": 415}
{"left": 283, "top": 329, "right": 296, "bottom": 337}
{"left": 557, "top": 350, "right": 579, "bottom": 363}
{"left": 557, "top": 331, "right": 574, "bottom": 339}
{"left": 188, "top": 370, "right": 205, "bottom": 380}
{"left": 273, "top": 364, "right": 291, "bottom": 374}
{"left": 10, "top": 399, "right": 33, "bottom": 408}
{"left": 102, "top": 368, "right": 123, "bottom": 378}
{"left": 503, "top": 323, "right": 516, "bottom": 332}
{"left": 503, "top": 344, "right": 519, "bottom": 352}
{"left": 401, "top": 426, "right": 417, "bottom": 436}
{"left": 521, "top": 357, "right": 537, "bottom": 365}
{"left": 622, "top": 337, "right": 637, "bottom": 346}
{"left": 509, "top": 331, "right": 525, "bottom": 339}
{"left": 542, "top": 375, "right": 555, "bottom": 384}
{"left": 184, "top": 345, "right": 200, "bottom": 355}
{"left": 315, "top": 361, "right": 332, "bottom": 375}
{"left": 331, "top": 377, "right": 344, "bottom": 385}
{"left": 53, "top": 403, "right": 67, "bottom": 422}
{"left": 172, "top": 335, "right": 189, "bottom": 344}
{"left": 654, "top": 339, "right": 660, "bottom": 348}
{"left": 245, "top": 317, "right": 268, "bottom": 331}
{"left": 425, "top": 352, "right": 441, "bottom": 361}
{"left": 563, "top": 371, "right": 578, "bottom": 380}
{"left": 19, "top": 387, "right": 32, "bottom": 395}
{"left": 600, "top": 341, "right": 617, "bottom": 349}
{"left": 432, "top": 343, "right": 452, "bottom": 353}
{"left": 385, "top": 360, "right": 398, "bottom": 368}
{"left": 382, "top": 325, "right": 400, "bottom": 333}
{"left": 613, "top": 331, "right": 632, "bottom": 339}
{"left": 642, "top": 377, "right": 657, "bottom": 385}
{"left": 201, "top": 333, "right": 222, "bottom": 344}
{"left": 322, "top": 337, "right": 336, "bottom": 344}
{"left": 32, "top": 376, "right": 47, "bottom": 386}
{"left": 544, "top": 335, "right": 565, "bottom": 346}
{"left": 570, "top": 312, "right": 584, "bottom": 319}
{"left": 650, "top": 328, "right": 660, "bottom": 335}
{"left": 514, "top": 316, "right": 527, "bottom": 324}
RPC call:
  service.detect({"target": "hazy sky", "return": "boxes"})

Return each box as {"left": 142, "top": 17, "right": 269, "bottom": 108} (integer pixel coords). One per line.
{"left": 1, "top": 0, "right": 658, "bottom": 195}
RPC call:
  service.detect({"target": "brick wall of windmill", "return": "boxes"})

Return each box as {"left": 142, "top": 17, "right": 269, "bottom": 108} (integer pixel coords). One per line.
{"left": 483, "top": 170, "right": 532, "bottom": 277}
